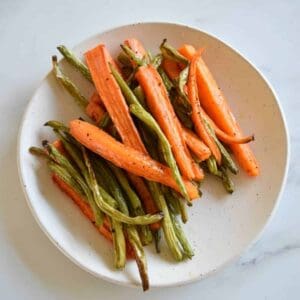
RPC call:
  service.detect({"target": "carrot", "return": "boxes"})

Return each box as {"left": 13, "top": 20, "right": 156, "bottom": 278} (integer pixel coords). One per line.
{"left": 179, "top": 44, "right": 259, "bottom": 176}
{"left": 124, "top": 38, "right": 148, "bottom": 62}
{"left": 52, "top": 174, "right": 113, "bottom": 242}
{"left": 186, "top": 48, "right": 222, "bottom": 164}
{"left": 85, "top": 44, "right": 159, "bottom": 223}
{"left": 136, "top": 65, "right": 196, "bottom": 180}
{"left": 85, "top": 99, "right": 106, "bottom": 124}
{"left": 162, "top": 59, "right": 181, "bottom": 80}
{"left": 182, "top": 127, "right": 211, "bottom": 161}
{"left": 192, "top": 162, "right": 204, "bottom": 181}
{"left": 85, "top": 45, "right": 146, "bottom": 153}
{"left": 69, "top": 119, "right": 199, "bottom": 199}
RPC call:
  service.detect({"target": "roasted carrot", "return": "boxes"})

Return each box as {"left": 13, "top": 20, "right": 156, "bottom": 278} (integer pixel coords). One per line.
{"left": 86, "top": 99, "right": 106, "bottom": 124}
{"left": 85, "top": 44, "right": 159, "bottom": 224}
{"left": 69, "top": 119, "right": 199, "bottom": 199}
{"left": 162, "top": 59, "right": 181, "bottom": 80}
{"left": 182, "top": 127, "right": 211, "bottom": 161}
{"left": 192, "top": 163, "right": 204, "bottom": 181}
{"left": 85, "top": 45, "right": 146, "bottom": 153}
{"left": 186, "top": 48, "right": 222, "bottom": 164}
{"left": 124, "top": 38, "right": 148, "bottom": 63}
{"left": 136, "top": 65, "right": 196, "bottom": 180}
{"left": 179, "top": 44, "right": 259, "bottom": 176}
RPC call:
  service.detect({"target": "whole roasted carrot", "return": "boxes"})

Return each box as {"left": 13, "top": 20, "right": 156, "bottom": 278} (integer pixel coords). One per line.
{"left": 85, "top": 45, "right": 146, "bottom": 152}
{"left": 179, "top": 44, "right": 259, "bottom": 176}
{"left": 136, "top": 65, "right": 196, "bottom": 180}
{"left": 69, "top": 119, "right": 199, "bottom": 199}
{"left": 186, "top": 48, "right": 222, "bottom": 164}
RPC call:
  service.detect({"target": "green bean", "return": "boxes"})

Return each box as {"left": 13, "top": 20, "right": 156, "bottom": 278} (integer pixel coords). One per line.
{"left": 170, "top": 211, "right": 194, "bottom": 259}
{"left": 117, "top": 51, "right": 132, "bottom": 67}
{"left": 157, "top": 66, "right": 174, "bottom": 92}
{"left": 147, "top": 50, "right": 153, "bottom": 61}
{"left": 120, "top": 44, "right": 145, "bottom": 66}
{"left": 52, "top": 56, "right": 89, "bottom": 109}
{"left": 160, "top": 39, "right": 189, "bottom": 65}
{"left": 108, "top": 163, "right": 143, "bottom": 214}
{"left": 107, "top": 163, "right": 153, "bottom": 245}
{"left": 206, "top": 157, "right": 234, "bottom": 193}
{"left": 162, "top": 186, "right": 180, "bottom": 215}
{"left": 147, "top": 181, "right": 183, "bottom": 261}
{"left": 29, "top": 146, "right": 49, "bottom": 159}
{"left": 220, "top": 166, "right": 234, "bottom": 194}
{"left": 153, "top": 229, "right": 162, "bottom": 254}
{"left": 205, "top": 121, "right": 238, "bottom": 175}
{"left": 151, "top": 54, "right": 163, "bottom": 69}
{"left": 47, "top": 160, "right": 85, "bottom": 200}
{"left": 206, "top": 156, "right": 220, "bottom": 176}
{"left": 57, "top": 45, "right": 92, "bottom": 83}
{"left": 126, "top": 225, "right": 149, "bottom": 291}
{"left": 45, "top": 142, "right": 104, "bottom": 225}
{"left": 133, "top": 86, "right": 147, "bottom": 108}
{"left": 44, "top": 120, "right": 69, "bottom": 132}
{"left": 177, "top": 66, "right": 189, "bottom": 96}
{"left": 111, "top": 218, "right": 126, "bottom": 269}
{"left": 164, "top": 187, "right": 188, "bottom": 223}
{"left": 92, "top": 156, "right": 129, "bottom": 214}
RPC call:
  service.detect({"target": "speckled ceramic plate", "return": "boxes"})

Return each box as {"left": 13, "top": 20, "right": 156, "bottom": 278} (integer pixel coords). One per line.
{"left": 17, "top": 22, "right": 289, "bottom": 288}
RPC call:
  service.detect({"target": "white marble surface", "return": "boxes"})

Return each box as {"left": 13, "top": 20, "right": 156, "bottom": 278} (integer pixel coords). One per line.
{"left": 0, "top": 0, "right": 299, "bottom": 299}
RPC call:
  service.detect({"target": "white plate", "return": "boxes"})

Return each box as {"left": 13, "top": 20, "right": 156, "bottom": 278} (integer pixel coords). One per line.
{"left": 17, "top": 22, "right": 289, "bottom": 288}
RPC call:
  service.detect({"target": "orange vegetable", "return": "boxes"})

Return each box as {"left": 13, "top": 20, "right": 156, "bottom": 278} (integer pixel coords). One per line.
{"left": 192, "top": 162, "right": 204, "bottom": 182}
{"left": 186, "top": 48, "right": 222, "bottom": 164}
{"left": 85, "top": 94, "right": 105, "bottom": 124}
{"left": 124, "top": 38, "right": 148, "bottom": 63}
{"left": 136, "top": 65, "right": 196, "bottom": 180}
{"left": 69, "top": 119, "right": 199, "bottom": 199}
{"left": 182, "top": 127, "right": 211, "bottom": 161}
{"left": 162, "top": 59, "right": 181, "bottom": 80}
{"left": 85, "top": 45, "right": 146, "bottom": 153}
{"left": 179, "top": 44, "right": 259, "bottom": 176}
{"left": 85, "top": 44, "right": 159, "bottom": 223}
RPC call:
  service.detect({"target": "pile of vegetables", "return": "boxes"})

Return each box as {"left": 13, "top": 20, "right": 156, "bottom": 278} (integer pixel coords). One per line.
{"left": 30, "top": 38, "right": 258, "bottom": 290}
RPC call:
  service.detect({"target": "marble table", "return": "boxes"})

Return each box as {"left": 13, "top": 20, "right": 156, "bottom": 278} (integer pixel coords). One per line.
{"left": 0, "top": 1, "right": 298, "bottom": 299}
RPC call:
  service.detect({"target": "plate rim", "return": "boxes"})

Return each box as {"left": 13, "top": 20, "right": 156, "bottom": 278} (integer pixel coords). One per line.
{"left": 17, "top": 21, "right": 290, "bottom": 288}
